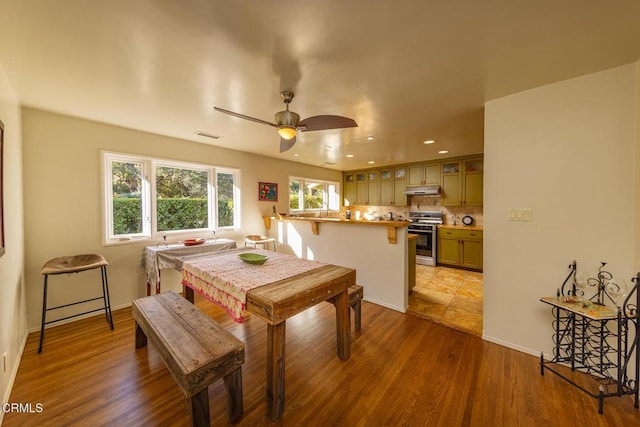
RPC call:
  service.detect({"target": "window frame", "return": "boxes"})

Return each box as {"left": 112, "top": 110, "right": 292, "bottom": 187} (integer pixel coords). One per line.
{"left": 288, "top": 176, "right": 341, "bottom": 213}
{"left": 102, "top": 151, "right": 241, "bottom": 245}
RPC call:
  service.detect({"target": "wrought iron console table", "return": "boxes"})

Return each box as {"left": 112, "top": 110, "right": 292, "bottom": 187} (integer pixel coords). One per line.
{"left": 540, "top": 261, "right": 639, "bottom": 414}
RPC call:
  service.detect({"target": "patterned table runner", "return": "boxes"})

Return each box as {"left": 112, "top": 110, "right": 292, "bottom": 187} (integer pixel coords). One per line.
{"left": 182, "top": 248, "right": 327, "bottom": 322}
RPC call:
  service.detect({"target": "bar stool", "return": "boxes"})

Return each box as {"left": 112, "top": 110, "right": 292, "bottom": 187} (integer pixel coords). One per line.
{"left": 244, "top": 235, "right": 276, "bottom": 252}
{"left": 39, "top": 254, "right": 114, "bottom": 353}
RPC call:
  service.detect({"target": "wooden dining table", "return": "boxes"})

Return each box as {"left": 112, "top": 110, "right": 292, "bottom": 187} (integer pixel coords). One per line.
{"left": 179, "top": 249, "right": 356, "bottom": 420}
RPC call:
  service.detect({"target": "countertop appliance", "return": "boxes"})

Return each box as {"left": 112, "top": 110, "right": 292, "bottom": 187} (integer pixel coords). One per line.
{"left": 408, "top": 211, "right": 443, "bottom": 266}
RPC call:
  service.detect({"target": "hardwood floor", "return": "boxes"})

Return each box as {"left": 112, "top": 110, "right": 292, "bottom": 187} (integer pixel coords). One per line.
{"left": 4, "top": 294, "right": 639, "bottom": 426}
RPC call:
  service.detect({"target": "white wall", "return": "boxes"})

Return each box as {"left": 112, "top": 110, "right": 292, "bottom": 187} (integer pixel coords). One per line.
{"left": 21, "top": 108, "right": 341, "bottom": 330}
{"left": 269, "top": 219, "right": 409, "bottom": 312}
{"left": 634, "top": 60, "right": 640, "bottom": 274}
{"left": 483, "top": 64, "right": 638, "bottom": 355}
{"left": 0, "top": 64, "right": 26, "bottom": 418}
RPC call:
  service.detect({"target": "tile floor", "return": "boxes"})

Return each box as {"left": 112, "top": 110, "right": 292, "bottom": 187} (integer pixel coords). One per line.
{"left": 407, "top": 265, "right": 483, "bottom": 336}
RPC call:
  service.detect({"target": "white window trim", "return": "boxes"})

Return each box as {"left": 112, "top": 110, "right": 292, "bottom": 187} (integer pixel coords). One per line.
{"left": 101, "top": 151, "right": 241, "bottom": 245}
{"left": 288, "top": 176, "right": 341, "bottom": 213}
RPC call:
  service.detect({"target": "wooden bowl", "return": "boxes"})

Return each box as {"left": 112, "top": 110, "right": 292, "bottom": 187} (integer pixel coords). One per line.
{"left": 183, "top": 238, "right": 206, "bottom": 246}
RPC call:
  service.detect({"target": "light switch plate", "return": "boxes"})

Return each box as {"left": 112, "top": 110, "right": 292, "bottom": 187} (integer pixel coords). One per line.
{"left": 508, "top": 208, "right": 533, "bottom": 222}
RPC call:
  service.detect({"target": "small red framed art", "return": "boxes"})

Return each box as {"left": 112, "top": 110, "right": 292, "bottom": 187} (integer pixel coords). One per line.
{"left": 258, "top": 182, "right": 278, "bottom": 201}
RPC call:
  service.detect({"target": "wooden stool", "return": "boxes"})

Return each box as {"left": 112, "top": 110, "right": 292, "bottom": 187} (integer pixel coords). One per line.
{"left": 327, "top": 284, "right": 364, "bottom": 331}
{"left": 244, "top": 234, "right": 276, "bottom": 252}
{"left": 133, "top": 291, "right": 245, "bottom": 425}
{"left": 39, "top": 253, "right": 114, "bottom": 353}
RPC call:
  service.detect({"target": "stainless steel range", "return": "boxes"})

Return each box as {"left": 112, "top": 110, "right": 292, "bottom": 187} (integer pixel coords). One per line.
{"left": 408, "top": 211, "right": 443, "bottom": 266}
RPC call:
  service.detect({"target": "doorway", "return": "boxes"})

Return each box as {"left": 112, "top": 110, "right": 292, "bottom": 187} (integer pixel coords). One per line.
{"left": 407, "top": 265, "right": 483, "bottom": 336}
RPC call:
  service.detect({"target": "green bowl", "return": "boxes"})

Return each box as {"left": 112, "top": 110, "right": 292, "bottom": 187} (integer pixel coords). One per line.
{"left": 239, "top": 253, "right": 268, "bottom": 265}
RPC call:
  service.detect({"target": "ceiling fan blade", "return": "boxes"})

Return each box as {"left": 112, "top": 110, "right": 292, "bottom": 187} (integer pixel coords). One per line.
{"left": 214, "top": 107, "right": 278, "bottom": 128}
{"left": 279, "top": 136, "right": 296, "bottom": 153}
{"left": 298, "top": 115, "right": 358, "bottom": 132}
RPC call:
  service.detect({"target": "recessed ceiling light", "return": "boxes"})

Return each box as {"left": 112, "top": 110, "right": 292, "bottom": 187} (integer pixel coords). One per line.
{"left": 293, "top": 154, "right": 299, "bottom": 157}
{"left": 423, "top": 140, "right": 435, "bottom": 144}
{"left": 438, "top": 150, "right": 449, "bottom": 154}
{"left": 367, "top": 136, "right": 375, "bottom": 140}
{"left": 368, "top": 160, "right": 375, "bottom": 164}
{"left": 346, "top": 154, "right": 354, "bottom": 158}
{"left": 193, "top": 131, "right": 220, "bottom": 139}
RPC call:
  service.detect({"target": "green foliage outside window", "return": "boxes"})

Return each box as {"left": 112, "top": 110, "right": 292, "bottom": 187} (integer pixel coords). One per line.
{"left": 217, "top": 173, "right": 234, "bottom": 227}
{"left": 157, "top": 198, "right": 208, "bottom": 231}
{"left": 113, "top": 198, "right": 209, "bottom": 234}
{"left": 113, "top": 198, "right": 142, "bottom": 234}
{"left": 111, "top": 160, "right": 236, "bottom": 235}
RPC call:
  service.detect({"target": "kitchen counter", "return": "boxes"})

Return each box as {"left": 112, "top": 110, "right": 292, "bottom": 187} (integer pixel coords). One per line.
{"left": 264, "top": 216, "right": 410, "bottom": 244}
{"left": 438, "top": 224, "right": 483, "bottom": 231}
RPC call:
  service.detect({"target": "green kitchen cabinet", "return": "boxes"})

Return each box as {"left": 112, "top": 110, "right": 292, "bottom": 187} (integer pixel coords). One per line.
{"left": 367, "top": 170, "right": 380, "bottom": 205}
{"left": 344, "top": 173, "right": 356, "bottom": 206}
{"left": 408, "top": 162, "right": 440, "bottom": 187}
{"left": 437, "top": 228, "right": 483, "bottom": 271}
{"left": 460, "top": 238, "right": 483, "bottom": 270}
{"left": 379, "top": 169, "right": 393, "bottom": 205}
{"left": 463, "top": 159, "right": 483, "bottom": 207}
{"left": 442, "top": 158, "right": 483, "bottom": 207}
{"left": 437, "top": 235, "right": 460, "bottom": 265}
{"left": 393, "top": 167, "right": 407, "bottom": 206}
{"left": 355, "top": 172, "right": 367, "bottom": 205}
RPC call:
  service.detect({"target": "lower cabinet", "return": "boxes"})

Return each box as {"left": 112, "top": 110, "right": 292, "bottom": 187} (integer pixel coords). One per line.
{"left": 437, "top": 228, "right": 483, "bottom": 271}
{"left": 408, "top": 235, "right": 417, "bottom": 292}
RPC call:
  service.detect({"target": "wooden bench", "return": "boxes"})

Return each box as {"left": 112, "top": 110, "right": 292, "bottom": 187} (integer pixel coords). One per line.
{"left": 132, "top": 291, "right": 245, "bottom": 425}
{"left": 327, "top": 284, "right": 364, "bottom": 331}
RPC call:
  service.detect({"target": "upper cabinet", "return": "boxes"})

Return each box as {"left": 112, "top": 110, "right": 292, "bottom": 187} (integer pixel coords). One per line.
{"left": 463, "top": 159, "right": 483, "bottom": 206}
{"left": 367, "top": 170, "right": 380, "bottom": 206}
{"left": 345, "top": 167, "right": 406, "bottom": 207}
{"left": 442, "top": 158, "right": 483, "bottom": 207}
{"left": 379, "top": 169, "right": 393, "bottom": 205}
{"left": 407, "top": 162, "right": 440, "bottom": 187}
{"left": 355, "top": 172, "right": 367, "bottom": 205}
{"left": 392, "top": 167, "right": 407, "bottom": 206}
{"left": 344, "top": 173, "right": 356, "bottom": 206}
{"left": 343, "top": 156, "right": 481, "bottom": 207}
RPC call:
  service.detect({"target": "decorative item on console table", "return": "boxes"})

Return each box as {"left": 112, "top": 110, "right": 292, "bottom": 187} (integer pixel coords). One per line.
{"left": 539, "top": 260, "right": 639, "bottom": 414}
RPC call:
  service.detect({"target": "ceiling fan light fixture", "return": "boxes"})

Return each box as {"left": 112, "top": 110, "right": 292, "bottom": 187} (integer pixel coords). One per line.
{"left": 278, "top": 126, "right": 297, "bottom": 140}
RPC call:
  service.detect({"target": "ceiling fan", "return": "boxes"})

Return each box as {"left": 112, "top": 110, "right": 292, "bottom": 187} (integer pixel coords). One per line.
{"left": 214, "top": 91, "right": 358, "bottom": 153}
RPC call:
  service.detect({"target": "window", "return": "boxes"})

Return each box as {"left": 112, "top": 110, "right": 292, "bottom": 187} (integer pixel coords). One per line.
{"left": 103, "top": 152, "right": 240, "bottom": 244}
{"left": 289, "top": 177, "right": 340, "bottom": 212}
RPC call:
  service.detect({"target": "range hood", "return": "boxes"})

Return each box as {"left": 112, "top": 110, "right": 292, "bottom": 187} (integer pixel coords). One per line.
{"left": 404, "top": 185, "right": 441, "bottom": 196}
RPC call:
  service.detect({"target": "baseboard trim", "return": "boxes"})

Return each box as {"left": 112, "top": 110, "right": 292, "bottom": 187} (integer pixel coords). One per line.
{"left": 482, "top": 334, "right": 540, "bottom": 358}
{"left": 1, "top": 332, "right": 28, "bottom": 425}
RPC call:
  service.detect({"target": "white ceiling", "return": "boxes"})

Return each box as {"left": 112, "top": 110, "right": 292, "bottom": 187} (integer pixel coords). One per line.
{"left": 1, "top": 0, "right": 639, "bottom": 170}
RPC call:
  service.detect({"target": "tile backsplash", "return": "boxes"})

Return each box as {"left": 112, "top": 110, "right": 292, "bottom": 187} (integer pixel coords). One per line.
{"left": 341, "top": 195, "right": 483, "bottom": 226}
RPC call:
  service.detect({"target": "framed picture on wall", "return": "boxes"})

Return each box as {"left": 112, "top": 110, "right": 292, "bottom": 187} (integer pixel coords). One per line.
{"left": 258, "top": 181, "right": 278, "bottom": 201}
{"left": 0, "top": 118, "right": 5, "bottom": 257}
